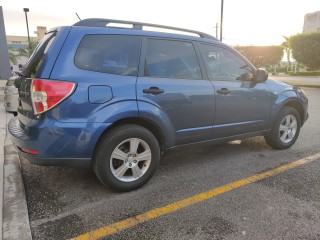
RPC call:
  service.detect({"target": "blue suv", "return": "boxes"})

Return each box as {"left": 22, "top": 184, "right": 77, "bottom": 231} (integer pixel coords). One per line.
{"left": 9, "top": 19, "right": 308, "bottom": 192}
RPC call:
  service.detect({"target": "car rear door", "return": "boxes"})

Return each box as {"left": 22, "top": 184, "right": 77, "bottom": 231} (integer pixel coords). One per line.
{"left": 198, "top": 43, "right": 272, "bottom": 139}
{"left": 136, "top": 38, "right": 215, "bottom": 146}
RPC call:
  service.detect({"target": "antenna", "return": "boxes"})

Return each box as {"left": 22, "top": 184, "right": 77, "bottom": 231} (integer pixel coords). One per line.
{"left": 75, "top": 13, "right": 81, "bottom": 21}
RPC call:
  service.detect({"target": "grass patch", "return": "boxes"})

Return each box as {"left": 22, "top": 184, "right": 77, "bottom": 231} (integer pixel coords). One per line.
{"left": 288, "top": 71, "right": 320, "bottom": 76}
{"left": 282, "top": 81, "right": 320, "bottom": 88}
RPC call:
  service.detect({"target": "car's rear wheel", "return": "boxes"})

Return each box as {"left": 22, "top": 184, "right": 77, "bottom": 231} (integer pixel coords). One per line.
{"left": 265, "top": 106, "right": 301, "bottom": 149}
{"left": 93, "top": 124, "right": 160, "bottom": 192}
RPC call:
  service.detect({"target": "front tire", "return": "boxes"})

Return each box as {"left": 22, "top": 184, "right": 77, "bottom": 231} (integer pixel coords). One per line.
{"left": 93, "top": 124, "right": 160, "bottom": 192}
{"left": 265, "top": 106, "right": 301, "bottom": 149}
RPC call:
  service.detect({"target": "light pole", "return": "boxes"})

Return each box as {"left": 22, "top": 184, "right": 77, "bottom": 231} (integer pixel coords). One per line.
{"left": 216, "top": 22, "right": 218, "bottom": 39}
{"left": 23, "top": 8, "right": 30, "bottom": 50}
{"left": 220, "top": 0, "right": 224, "bottom": 42}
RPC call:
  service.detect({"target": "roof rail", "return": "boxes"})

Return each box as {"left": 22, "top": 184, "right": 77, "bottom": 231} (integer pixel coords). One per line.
{"left": 73, "top": 18, "right": 216, "bottom": 40}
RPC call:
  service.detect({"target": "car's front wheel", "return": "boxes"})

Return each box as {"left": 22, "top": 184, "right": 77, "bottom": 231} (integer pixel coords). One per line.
{"left": 265, "top": 106, "right": 301, "bottom": 149}
{"left": 93, "top": 124, "right": 160, "bottom": 192}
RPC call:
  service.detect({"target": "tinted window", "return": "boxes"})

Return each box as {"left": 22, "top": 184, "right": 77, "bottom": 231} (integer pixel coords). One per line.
{"left": 75, "top": 35, "right": 141, "bottom": 76}
{"left": 22, "top": 31, "right": 56, "bottom": 78}
{"left": 199, "top": 44, "right": 254, "bottom": 81}
{"left": 144, "top": 39, "right": 202, "bottom": 79}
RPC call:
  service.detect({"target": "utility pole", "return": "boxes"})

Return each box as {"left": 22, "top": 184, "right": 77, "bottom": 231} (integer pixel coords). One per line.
{"left": 215, "top": 22, "right": 218, "bottom": 39}
{"left": 23, "top": 8, "right": 30, "bottom": 51}
{"left": 220, "top": 0, "right": 224, "bottom": 42}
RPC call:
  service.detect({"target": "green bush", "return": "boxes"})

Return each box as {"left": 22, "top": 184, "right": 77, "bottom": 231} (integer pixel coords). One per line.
{"left": 288, "top": 71, "right": 320, "bottom": 76}
{"left": 289, "top": 32, "right": 320, "bottom": 69}
{"left": 266, "top": 65, "right": 289, "bottom": 73}
{"left": 235, "top": 46, "right": 283, "bottom": 68}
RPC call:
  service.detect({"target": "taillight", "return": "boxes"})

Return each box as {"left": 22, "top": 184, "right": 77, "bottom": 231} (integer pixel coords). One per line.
{"left": 31, "top": 79, "right": 75, "bottom": 115}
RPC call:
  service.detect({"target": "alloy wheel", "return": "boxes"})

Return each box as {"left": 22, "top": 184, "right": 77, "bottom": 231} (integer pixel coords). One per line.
{"left": 110, "top": 138, "right": 152, "bottom": 182}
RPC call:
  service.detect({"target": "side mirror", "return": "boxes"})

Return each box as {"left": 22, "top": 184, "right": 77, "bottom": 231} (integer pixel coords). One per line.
{"left": 254, "top": 68, "right": 268, "bottom": 82}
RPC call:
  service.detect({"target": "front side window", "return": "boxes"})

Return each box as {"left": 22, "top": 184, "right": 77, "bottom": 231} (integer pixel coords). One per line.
{"left": 75, "top": 35, "right": 141, "bottom": 76}
{"left": 144, "top": 39, "right": 202, "bottom": 80}
{"left": 199, "top": 44, "right": 254, "bottom": 81}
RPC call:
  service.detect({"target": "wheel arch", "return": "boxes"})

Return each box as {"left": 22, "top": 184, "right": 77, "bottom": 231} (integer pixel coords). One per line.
{"left": 283, "top": 101, "right": 305, "bottom": 126}
{"left": 270, "top": 90, "right": 306, "bottom": 130}
{"left": 265, "top": 103, "right": 302, "bottom": 149}
{"left": 94, "top": 117, "right": 166, "bottom": 156}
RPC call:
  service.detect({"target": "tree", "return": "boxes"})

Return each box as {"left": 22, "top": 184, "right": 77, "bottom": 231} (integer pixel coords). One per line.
{"left": 17, "top": 40, "right": 39, "bottom": 58}
{"left": 7, "top": 40, "right": 39, "bottom": 71}
{"left": 289, "top": 31, "right": 320, "bottom": 70}
{"left": 282, "top": 36, "right": 291, "bottom": 72}
{"left": 8, "top": 47, "right": 18, "bottom": 65}
{"left": 234, "top": 45, "right": 284, "bottom": 68}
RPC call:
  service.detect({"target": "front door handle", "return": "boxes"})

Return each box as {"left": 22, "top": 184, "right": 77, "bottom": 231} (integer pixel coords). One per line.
{"left": 216, "top": 88, "right": 231, "bottom": 95}
{"left": 143, "top": 87, "right": 165, "bottom": 95}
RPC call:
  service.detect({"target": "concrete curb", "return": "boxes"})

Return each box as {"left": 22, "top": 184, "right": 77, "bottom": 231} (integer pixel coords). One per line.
{"left": 3, "top": 142, "right": 32, "bottom": 240}
{"left": 0, "top": 95, "right": 5, "bottom": 240}
{"left": 1, "top": 89, "right": 32, "bottom": 239}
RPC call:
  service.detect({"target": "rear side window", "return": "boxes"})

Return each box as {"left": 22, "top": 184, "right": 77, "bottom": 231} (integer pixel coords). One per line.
{"left": 144, "top": 39, "right": 202, "bottom": 80}
{"left": 75, "top": 35, "right": 141, "bottom": 76}
{"left": 22, "top": 31, "right": 56, "bottom": 78}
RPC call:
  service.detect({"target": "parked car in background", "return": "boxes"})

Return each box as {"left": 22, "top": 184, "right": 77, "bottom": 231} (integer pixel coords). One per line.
{"left": 4, "top": 78, "right": 19, "bottom": 115}
{"left": 8, "top": 19, "right": 309, "bottom": 192}
{"left": 10, "top": 71, "right": 20, "bottom": 77}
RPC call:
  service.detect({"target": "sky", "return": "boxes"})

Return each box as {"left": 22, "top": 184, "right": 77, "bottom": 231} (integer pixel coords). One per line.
{"left": 1, "top": 0, "right": 320, "bottom": 46}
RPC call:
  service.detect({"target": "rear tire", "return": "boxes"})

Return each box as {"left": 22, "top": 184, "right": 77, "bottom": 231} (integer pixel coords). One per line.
{"left": 93, "top": 124, "right": 160, "bottom": 192}
{"left": 265, "top": 106, "right": 301, "bottom": 149}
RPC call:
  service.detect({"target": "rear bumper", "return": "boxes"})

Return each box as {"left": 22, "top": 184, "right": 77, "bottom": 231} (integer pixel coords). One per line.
{"left": 8, "top": 116, "right": 111, "bottom": 167}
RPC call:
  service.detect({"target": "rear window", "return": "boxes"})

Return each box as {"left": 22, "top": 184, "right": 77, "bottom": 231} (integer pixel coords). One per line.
{"left": 75, "top": 35, "right": 141, "bottom": 76}
{"left": 22, "top": 31, "right": 56, "bottom": 78}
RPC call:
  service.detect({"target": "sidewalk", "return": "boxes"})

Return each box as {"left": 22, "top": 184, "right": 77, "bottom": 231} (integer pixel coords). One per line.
{"left": 0, "top": 79, "right": 32, "bottom": 240}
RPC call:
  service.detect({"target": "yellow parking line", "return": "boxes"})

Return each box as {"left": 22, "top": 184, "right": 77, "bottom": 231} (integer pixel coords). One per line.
{"left": 70, "top": 152, "right": 320, "bottom": 240}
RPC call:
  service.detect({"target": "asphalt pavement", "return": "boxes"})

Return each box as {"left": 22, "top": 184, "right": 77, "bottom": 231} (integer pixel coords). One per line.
{"left": 1, "top": 78, "right": 320, "bottom": 240}
{"left": 18, "top": 87, "right": 320, "bottom": 239}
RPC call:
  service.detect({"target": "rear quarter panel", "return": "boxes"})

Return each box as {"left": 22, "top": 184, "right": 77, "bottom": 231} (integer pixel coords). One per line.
{"left": 49, "top": 27, "right": 139, "bottom": 123}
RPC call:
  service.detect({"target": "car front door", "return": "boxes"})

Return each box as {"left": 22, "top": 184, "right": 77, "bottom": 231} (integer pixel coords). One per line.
{"left": 137, "top": 38, "right": 215, "bottom": 146}
{"left": 198, "top": 43, "right": 272, "bottom": 139}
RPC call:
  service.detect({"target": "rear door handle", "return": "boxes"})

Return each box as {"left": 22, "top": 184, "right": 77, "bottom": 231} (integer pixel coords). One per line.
{"left": 216, "top": 88, "right": 231, "bottom": 95}
{"left": 143, "top": 87, "right": 165, "bottom": 95}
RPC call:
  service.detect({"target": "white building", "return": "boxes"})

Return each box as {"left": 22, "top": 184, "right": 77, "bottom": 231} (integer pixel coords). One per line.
{"left": 303, "top": 11, "right": 320, "bottom": 32}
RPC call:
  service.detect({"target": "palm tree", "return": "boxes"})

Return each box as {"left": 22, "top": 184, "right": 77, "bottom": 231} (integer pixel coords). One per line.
{"left": 8, "top": 40, "right": 39, "bottom": 71}
{"left": 8, "top": 47, "right": 18, "bottom": 65}
{"left": 17, "top": 40, "right": 39, "bottom": 58}
{"left": 282, "top": 36, "right": 291, "bottom": 73}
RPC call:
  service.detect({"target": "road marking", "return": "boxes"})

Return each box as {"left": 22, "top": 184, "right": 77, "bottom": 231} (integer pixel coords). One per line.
{"left": 70, "top": 152, "right": 320, "bottom": 240}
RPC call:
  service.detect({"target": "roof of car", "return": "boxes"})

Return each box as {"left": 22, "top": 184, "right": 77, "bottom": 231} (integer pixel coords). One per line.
{"left": 73, "top": 18, "right": 217, "bottom": 41}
